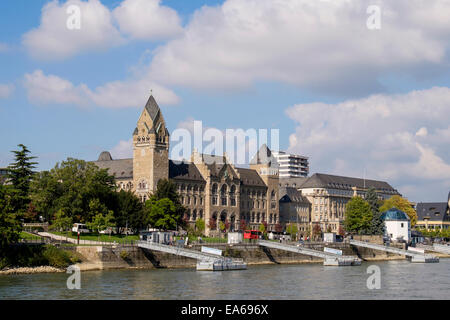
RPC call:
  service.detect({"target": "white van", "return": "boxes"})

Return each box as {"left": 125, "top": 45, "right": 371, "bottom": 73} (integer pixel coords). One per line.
{"left": 72, "top": 223, "right": 90, "bottom": 234}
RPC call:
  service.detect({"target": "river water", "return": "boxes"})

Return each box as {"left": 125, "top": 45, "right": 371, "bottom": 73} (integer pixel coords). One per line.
{"left": 1, "top": 259, "right": 449, "bottom": 300}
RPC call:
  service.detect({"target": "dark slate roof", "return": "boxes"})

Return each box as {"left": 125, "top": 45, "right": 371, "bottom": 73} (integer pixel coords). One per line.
{"left": 381, "top": 208, "right": 409, "bottom": 221}
{"left": 93, "top": 158, "right": 133, "bottom": 179}
{"left": 236, "top": 168, "right": 266, "bottom": 187}
{"left": 416, "top": 202, "right": 449, "bottom": 222}
{"left": 144, "top": 95, "right": 160, "bottom": 121}
{"left": 169, "top": 160, "right": 205, "bottom": 182}
{"left": 250, "top": 144, "right": 278, "bottom": 168}
{"left": 279, "top": 187, "right": 307, "bottom": 203}
{"left": 279, "top": 177, "right": 308, "bottom": 188}
{"left": 299, "top": 173, "right": 399, "bottom": 193}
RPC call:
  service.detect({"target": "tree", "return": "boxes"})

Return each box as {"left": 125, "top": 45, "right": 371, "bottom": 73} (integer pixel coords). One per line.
{"left": 344, "top": 197, "right": 372, "bottom": 234}
{"left": 7, "top": 144, "right": 37, "bottom": 215}
{"left": 209, "top": 217, "right": 217, "bottom": 231}
{"left": 87, "top": 211, "right": 115, "bottom": 235}
{"left": 144, "top": 198, "right": 180, "bottom": 231}
{"left": 286, "top": 224, "right": 298, "bottom": 239}
{"left": 365, "top": 188, "right": 384, "bottom": 235}
{"left": 113, "top": 190, "right": 145, "bottom": 233}
{"left": 195, "top": 218, "right": 205, "bottom": 235}
{"left": 312, "top": 224, "right": 322, "bottom": 240}
{"left": 338, "top": 225, "right": 345, "bottom": 237}
{"left": 51, "top": 209, "right": 73, "bottom": 233}
{"left": 274, "top": 223, "right": 283, "bottom": 233}
{"left": 239, "top": 219, "right": 247, "bottom": 231}
{"left": 30, "top": 158, "right": 116, "bottom": 224}
{"left": 380, "top": 195, "right": 418, "bottom": 227}
{"left": 0, "top": 185, "right": 21, "bottom": 256}
{"left": 259, "top": 222, "right": 266, "bottom": 234}
{"left": 326, "top": 225, "right": 332, "bottom": 233}
{"left": 149, "top": 179, "right": 185, "bottom": 230}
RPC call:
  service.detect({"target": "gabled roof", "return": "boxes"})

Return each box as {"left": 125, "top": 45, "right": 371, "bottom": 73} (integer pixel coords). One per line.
{"left": 236, "top": 168, "right": 266, "bottom": 187}
{"left": 144, "top": 95, "right": 161, "bottom": 121}
{"left": 298, "top": 173, "right": 399, "bottom": 193}
{"left": 416, "top": 202, "right": 449, "bottom": 222}
{"left": 279, "top": 187, "right": 307, "bottom": 203}
{"left": 169, "top": 160, "right": 205, "bottom": 182}
{"left": 250, "top": 144, "right": 277, "bottom": 167}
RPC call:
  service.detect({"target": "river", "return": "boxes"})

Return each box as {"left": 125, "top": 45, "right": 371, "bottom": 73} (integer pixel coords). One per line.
{"left": 1, "top": 259, "right": 449, "bottom": 299}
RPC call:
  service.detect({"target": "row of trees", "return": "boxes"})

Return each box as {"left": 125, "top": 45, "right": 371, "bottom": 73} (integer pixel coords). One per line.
{"left": 344, "top": 188, "right": 418, "bottom": 235}
{"left": 1, "top": 145, "right": 187, "bottom": 251}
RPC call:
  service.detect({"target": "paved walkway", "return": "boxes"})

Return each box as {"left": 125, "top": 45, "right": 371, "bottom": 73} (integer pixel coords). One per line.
{"left": 38, "top": 232, "right": 112, "bottom": 245}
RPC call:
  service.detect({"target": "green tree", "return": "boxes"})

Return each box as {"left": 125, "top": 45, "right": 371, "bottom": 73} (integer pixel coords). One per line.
{"left": 365, "top": 187, "right": 384, "bottom": 235}
{"left": 286, "top": 224, "right": 298, "bottom": 238}
{"left": 31, "top": 158, "right": 116, "bottom": 224}
{"left": 51, "top": 209, "right": 73, "bottom": 235}
{"left": 195, "top": 218, "right": 205, "bottom": 235}
{"left": 87, "top": 211, "right": 115, "bottom": 235}
{"left": 344, "top": 197, "right": 372, "bottom": 234}
{"left": 259, "top": 222, "right": 266, "bottom": 234}
{"left": 145, "top": 198, "right": 180, "bottom": 231}
{"left": 0, "top": 185, "right": 21, "bottom": 256}
{"left": 7, "top": 144, "right": 37, "bottom": 215}
{"left": 380, "top": 195, "right": 417, "bottom": 227}
{"left": 113, "top": 190, "right": 145, "bottom": 233}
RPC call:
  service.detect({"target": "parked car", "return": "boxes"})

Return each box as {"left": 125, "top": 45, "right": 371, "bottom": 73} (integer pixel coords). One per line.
{"left": 72, "top": 223, "right": 90, "bottom": 234}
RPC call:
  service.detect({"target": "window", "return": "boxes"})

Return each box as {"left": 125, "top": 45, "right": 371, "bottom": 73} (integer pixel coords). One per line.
{"left": 221, "top": 184, "right": 228, "bottom": 206}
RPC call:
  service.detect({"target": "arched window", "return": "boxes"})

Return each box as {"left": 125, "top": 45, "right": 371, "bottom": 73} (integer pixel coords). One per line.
{"left": 230, "top": 185, "right": 236, "bottom": 206}
{"left": 271, "top": 190, "right": 276, "bottom": 209}
{"left": 193, "top": 210, "right": 197, "bottom": 221}
{"left": 212, "top": 183, "right": 218, "bottom": 205}
{"left": 221, "top": 184, "right": 228, "bottom": 206}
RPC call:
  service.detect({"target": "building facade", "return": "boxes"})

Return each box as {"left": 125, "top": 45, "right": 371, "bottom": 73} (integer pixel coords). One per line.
{"left": 272, "top": 151, "right": 309, "bottom": 178}
{"left": 279, "top": 173, "right": 400, "bottom": 235}
{"left": 93, "top": 95, "right": 280, "bottom": 235}
{"left": 415, "top": 192, "right": 450, "bottom": 230}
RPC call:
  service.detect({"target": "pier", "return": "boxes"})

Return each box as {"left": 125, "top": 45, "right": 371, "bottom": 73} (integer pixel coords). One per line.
{"left": 416, "top": 243, "right": 450, "bottom": 255}
{"left": 349, "top": 240, "right": 439, "bottom": 263}
{"left": 258, "top": 240, "right": 362, "bottom": 266}
{"left": 137, "top": 241, "right": 247, "bottom": 271}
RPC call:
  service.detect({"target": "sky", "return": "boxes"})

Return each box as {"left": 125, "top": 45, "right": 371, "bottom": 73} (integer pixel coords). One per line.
{"left": 0, "top": 0, "right": 449, "bottom": 203}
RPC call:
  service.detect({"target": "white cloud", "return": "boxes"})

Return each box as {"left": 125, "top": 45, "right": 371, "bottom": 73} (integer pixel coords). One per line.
{"left": 24, "top": 70, "right": 90, "bottom": 105}
{"left": 110, "top": 138, "right": 133, "bottom": 159}
{"left": 286, "top": 86, "right": 450, "bottom": 201}
{"left": 22, "top": 0, "right": 123, "bottom": 60}
{"left": 113, "top": 0, "right": 183, "bottom": 40}
{"left": 22, "top": 0, "right": 183, "bottom": 60}
{"left": 147, "top": 0, "right": 450, "bottom": 95}
{"left": 0, "top": 84, "right": 15, "bottom": 99}
{"left": 23, "top": 69, "right": 179, "bottom": 108}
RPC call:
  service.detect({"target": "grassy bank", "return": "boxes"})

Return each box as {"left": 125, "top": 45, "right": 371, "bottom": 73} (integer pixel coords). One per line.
{"left": 50, "top": 231, "right": 139, "bottom": 243}
{"left": 0, "top": 244, "right": 82, "bottom": 270}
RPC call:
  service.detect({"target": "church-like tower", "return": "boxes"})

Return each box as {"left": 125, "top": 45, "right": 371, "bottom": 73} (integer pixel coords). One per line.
{"left": 132, "top": 95, "right": 170, "bottom": 200}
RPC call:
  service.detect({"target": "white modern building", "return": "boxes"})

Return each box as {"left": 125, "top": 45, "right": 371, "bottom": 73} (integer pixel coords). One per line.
{"left": 381, "top": 208, "right": 411, "bottom": 242}
{"left": 272, "top": 151, "right": 309, "bottom": 178}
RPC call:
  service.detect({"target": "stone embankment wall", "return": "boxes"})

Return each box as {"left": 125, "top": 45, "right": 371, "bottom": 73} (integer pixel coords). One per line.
{"left": 63, "top": 241, "right": 412, "bottom": 271}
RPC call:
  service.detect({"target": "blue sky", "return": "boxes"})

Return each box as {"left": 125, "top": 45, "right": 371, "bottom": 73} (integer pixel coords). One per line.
{"left": 1, "top": 0, "right": 450, "bottom": 202}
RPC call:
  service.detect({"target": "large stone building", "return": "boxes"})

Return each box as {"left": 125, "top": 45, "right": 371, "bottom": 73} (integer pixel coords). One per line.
{"left": 415, "top": 192, "right": 450, "bottom": 230}
{"left": 93, "top": 95, "right": 280, "bottom": 235}
{"left": 279, "top": 173, "right": 400, "bottom": 235}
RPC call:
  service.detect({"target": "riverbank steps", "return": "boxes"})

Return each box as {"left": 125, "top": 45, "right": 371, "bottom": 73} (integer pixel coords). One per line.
{"left": 62, "top": 242, "right": 448, "bottom": 272}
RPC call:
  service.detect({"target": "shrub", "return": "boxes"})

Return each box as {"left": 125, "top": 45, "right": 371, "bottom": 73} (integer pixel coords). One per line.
{"left": 120, "top": 250, "right": 129, "bottom": 260}
{"left": 42, "top": 245, "right": 73, "bottom": 268}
